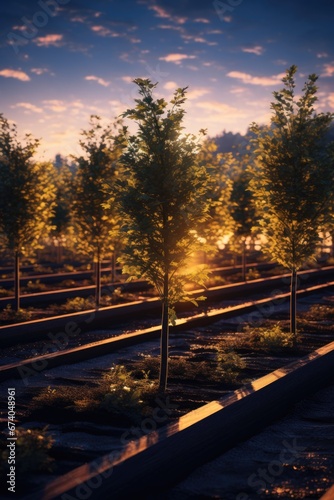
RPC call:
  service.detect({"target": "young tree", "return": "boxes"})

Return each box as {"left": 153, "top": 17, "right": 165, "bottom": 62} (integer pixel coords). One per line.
{"left": 0, "top": 114, "right": 56, "bottom": 311}
{"left": 117, "top": 79, "right": 212, "bottom": 391}
{"left": 229, "top": 158, "right": 257, "bottom": 281}
{"left": 50, "top": 160, "right": 74, "bottom": 263}
{"left": 250, "top": 66, "right": 334, "bottom": 338}
{"left": 71, "top": 116, "right": 123, "bottom": 307}
{"left": 196, "top": 139, "right": 233, "bottom": 257}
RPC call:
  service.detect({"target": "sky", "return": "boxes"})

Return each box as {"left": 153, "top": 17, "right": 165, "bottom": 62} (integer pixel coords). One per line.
{"left": 0, "top": 0, "right": 334, "bottom": 161}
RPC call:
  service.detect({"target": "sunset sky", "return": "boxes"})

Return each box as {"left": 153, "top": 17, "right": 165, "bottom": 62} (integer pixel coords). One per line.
{"left": 1, "top": 0, "right": 334, "bottom": 161}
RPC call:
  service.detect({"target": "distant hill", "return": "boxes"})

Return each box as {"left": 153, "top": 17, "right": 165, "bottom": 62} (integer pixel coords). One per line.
{"left": 213, "top": 121, "right": 334, "bottom": 155}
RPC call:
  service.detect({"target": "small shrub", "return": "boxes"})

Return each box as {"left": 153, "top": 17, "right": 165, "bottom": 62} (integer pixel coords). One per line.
{"left": 0, "top": 427, "right": 54, "bottom": 479}
{"left": 25, "top": 279, "right": 47, "bottom": 292}
{"left": 0, "top": 305, "right": 32, "bottom": 324}
{"left": 245, "top": 323, "right": 294, "bottom": 350}
{"left": 31, "top": 385, "right": 81, "bottom": 410}
{"left": 247, "top": 268, "right": 260, "bottom": 280}
{"left": 61, "top": 296, "right": 94, "bottom": 312}
{"left": 60, "top": 279, "right": 76, "bottom": 288}
{"left": 130, "top": 355, "right": 160, "bottom": 379}
{"left": 303, "top": 303, "right": 334, "bottom": 321}
{"left": 216, "top": 349, "right": 246, "bottom": 384}
{"left": 0, "top": 287, "right": 12, "bottom": 297}
{"left": 31, "top": 384, "right": 111, "bottom": 419}
{"left": 206, "top": 275, "right": 227, "bottom": 287}
{"left": 101, "top": 274, "right": 111, "bottom": 285}
{"left": 62, "top": 264, "right": 75, "bottom": 272}
{"left": 101, "top": 365, "right": 157, "bottom": 422}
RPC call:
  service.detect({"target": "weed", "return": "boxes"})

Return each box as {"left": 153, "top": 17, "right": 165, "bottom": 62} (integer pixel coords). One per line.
{"left": 101, "top": 364, "right": 157, "bottom": 423}
{"left": 25, "top": 279, "right": 47, "bottom": 292}
{"left": 216, "top": 349, "right": 246, "bottom": 383}
{"left": 247, "top": 268, "right": 260, "bottom": 280}
{"left": 59, "top": 279, "right": 76, "bottom": 287}
{"left": 59, "top": 296, "right": 94, "bottom": 312}
{"left": 244, "top": 323, "right": 294, "bottom": 350}
{"left": 303, "top": 303, "right": 334, "bottom": 321}
{"left": 0, "top": 304, "right": 33, "bottom": 324}
{"left": 0, "top": 287, "right": 12, "bottom": 297}
{"left": 0, "top": 427, "right": 54, "bottom": 479}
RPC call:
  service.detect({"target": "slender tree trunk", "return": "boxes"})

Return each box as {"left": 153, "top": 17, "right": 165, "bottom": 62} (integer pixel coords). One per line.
{"left": 331, "top": 230, "right": 334, "bottom": 258}
{"left": 111, "top": 250, "right": 116, "bottom": 283}
{"left": 57, "top": 240, "right": 62, "bottom": 265}
{"left": 159, "top": 272, "right": 169, "bottom": 392}
{"left": 96, "top": 248, "right": 101, "bottom": 308}
{"left": 242, "top": 239, "right": 246, "bottom": 282}
{"left": 14, "top": 251, "right": 20, "bottom": 312}
{"left": 290, "top": 268, "right": 297, "bottom": 342}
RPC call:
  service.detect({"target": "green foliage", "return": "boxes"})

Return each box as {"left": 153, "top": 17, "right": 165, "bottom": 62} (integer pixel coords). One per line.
{"left": 250, "top": 65, "right": 334, "bottom": 271}
{"left": 131, "top": 352, "right": 245, "bottom": 385}
{"left": 118, "top": 80, "right": 215, "bottom": 389}
{"left": 244, "top": 323, "right": 294, "bottom": 350}
{"left": 0, "top": 287, "right": 12, "bottom": 297}
{"left": 304, "top": 303, "right": 334, "bottom": 321}
{"left": 59, "top": 296, "right": 95, "bottom": 312}
{"left": 246, "top": 267, "right": 260, "bottom": 280}
{"left": 0, "top": 304, "right": 32, "bottom": 324}
{"left": 117, "top": 80, "right": 212, "bottom": 306}
{"left": 101, "top": 364, "right": 157, "bottom": 422}
{"left": 229, "top": 160, "right": 258, "bottom": 252}
{"left": 196, "top": 139, "right": 234, "bottom": 249}
{"left": 0, "top": 427, "right": 54, "bottom": 478}
{"left": 71, "top": 115, "right": 123, "bottom": 261}
{"left": 32, "top": 384, "right": 99, "bottom": 413}
{"left": 215, "top": 348, "right": 246, "bottom": 383}
{"left": 0, "top": 114, "right": 56, "bottom": 255}
{"left": 25, "top": 279, "right": 47, "bottom": 292}
{"left": 50, "top": 161, "right": 75, "bottom": 251}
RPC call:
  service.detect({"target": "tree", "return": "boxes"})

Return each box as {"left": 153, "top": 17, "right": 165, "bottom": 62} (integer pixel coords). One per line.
{"left": 229, "top": 157, "right": 257, "bottom": 280}
{"left": 196, "top": 139, "right": 233, "bottom": 257}
{"left": 0, "top": 114, "right": 56, "bottom": 311}
{"left": 71, "top": 115, "right": 123, "bottom": 307}
{"left": 250, "top": 65, "right": 334, "bottom": 339}
{"left": 50, "top": 160, "right": 74, "bottom": 263}
{"left": 117, "top": 79, "right": 212, "bottom": 391}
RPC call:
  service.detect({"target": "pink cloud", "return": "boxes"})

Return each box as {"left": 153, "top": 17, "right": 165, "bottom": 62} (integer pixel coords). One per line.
{"left": 159, "top": 53, "right": 196, "bottom": 64}
{"left": 12, "top": 102, "right": 43, "bottom": 113}
{"left": 85, "top": 75, "right": 110, "bottom": 87}
{"left": 0, "top": 68, "right": 30, "bottom": 81}
{"left": 242, "top": 45, "right": 264, "bottom": 56}
{"left": 227, "top": 70, "right": 285, "bottom": 86}
{"left": 34, "top": 34, "right": 63, "bottom": 47}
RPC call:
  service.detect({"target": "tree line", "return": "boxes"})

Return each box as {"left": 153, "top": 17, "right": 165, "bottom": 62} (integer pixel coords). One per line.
{"left": 1, "top": 65, "right": 334, "bottom": 390}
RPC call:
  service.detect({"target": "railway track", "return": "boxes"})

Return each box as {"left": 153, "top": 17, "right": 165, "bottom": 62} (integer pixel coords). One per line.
{"left": 1, "top": 266, "right": 334, "bottom": 350}
{"left": 0, "top": 262, "right": 277, "bottom": 308}
{"left": 1, "top": 272, "right": 334, "bottom": 383}
{"left": 0, "top": 261, "right": 274, "bottom": 288}
{"left": 0, "top": 265, "right": 118, "bottom": 289}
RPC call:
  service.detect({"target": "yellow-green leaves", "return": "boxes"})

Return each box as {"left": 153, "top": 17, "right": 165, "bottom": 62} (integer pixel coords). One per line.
{"left": 0, "top": 115, "right": 56, "bottom": 255}
{"left": 250, "top": 65, "right": 334, "bottom": 271}
{"left": 118, "top": 80, "right": 212, "bottom": 305}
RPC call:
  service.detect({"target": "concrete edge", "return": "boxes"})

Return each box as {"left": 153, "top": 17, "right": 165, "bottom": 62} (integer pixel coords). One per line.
{"left": 321, "top": 484, "right": 334, "bottom": 500}
{"left": 31, "top": 339, "right": 334, "bottom": 500}
{"left": 2, "top": 281, "right": 334, "bottom": 382}
{"left": 2, "top": 267, "right": 334, "bottom": 345}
